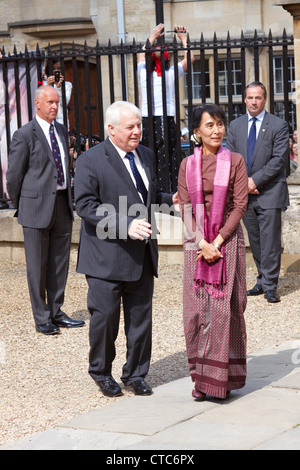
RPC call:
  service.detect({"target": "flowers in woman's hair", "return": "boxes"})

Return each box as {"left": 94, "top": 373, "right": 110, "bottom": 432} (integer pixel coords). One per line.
{"left": 191, "top": 133, "right": 202, "bottom": 146}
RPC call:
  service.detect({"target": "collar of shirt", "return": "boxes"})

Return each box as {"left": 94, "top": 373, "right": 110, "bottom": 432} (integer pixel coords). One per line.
{"left": 36, "top": 115, "right": 64, "bottom": 153}
{"left": 247, "top": 109, "right": 265, "bottom": 123}
{"left": 36, "top": 114, "right": 55, "bottom": 137}
{"left": 247, "top": 109, "right": 265, "bottom": 137}
{"left": 109, "top": 138, "right": 149, "bottom": 191}
{"left": 109, "top": 138, "right": 136, "bottom": 160}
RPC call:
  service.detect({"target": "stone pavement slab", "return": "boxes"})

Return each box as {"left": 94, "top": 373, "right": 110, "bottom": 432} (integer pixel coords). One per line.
{"left": 254, "top": 425, "right": 300, "bottom": 450}
{"left": 1, "top": 340, "right": 300, "bottom": 450}
{"left": 60, "top": 377, "right": 216, "bottom": 436}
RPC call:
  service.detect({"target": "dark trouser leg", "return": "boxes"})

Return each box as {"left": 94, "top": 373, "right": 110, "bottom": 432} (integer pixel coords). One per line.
{"left": 23, "top": 192, "right": 72, "bottom": 325}
{"left": 87, "top": 275, "right": 122, "bottom": 382}
{"left": 121, "top": 246, "right": 154, "bottom": 384}
{"left": 243, "top": 197, "right": 281, "bottom": 291}
{"left": 87, "top": 246, "right": 154, "bottom": 384}
{"left": 46, "top": 193, "right": 72, "bottom": 318}
{"left": 23, "top": 226, "right": 51, "bottom": 325}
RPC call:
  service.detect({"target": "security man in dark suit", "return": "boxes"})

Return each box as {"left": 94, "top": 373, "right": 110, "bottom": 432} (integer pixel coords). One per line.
{"left": 227, "top": 81, "right": 290, "bottom": 303}
{"left": 7, "top": 85, "right": 85, "bottom": 334}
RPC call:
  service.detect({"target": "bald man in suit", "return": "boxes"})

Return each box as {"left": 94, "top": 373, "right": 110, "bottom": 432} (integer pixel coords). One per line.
{"left": 226, "top": 81, "right": 289, "bottom": 303}
{"left": 7, "top": 85, "right": 85, "bottom": 334}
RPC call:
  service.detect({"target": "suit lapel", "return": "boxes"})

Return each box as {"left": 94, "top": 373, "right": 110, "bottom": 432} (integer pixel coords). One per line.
{"left": 241, "top": 115, "right": 249, "bottom": 165}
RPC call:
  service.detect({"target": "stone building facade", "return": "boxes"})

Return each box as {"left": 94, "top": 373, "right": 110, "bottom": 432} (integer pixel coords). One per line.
{"left": 0, "top": 1, "right": 293, "bottom": 50}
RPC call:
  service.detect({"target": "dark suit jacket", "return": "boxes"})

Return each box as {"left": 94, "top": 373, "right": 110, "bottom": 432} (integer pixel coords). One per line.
{"left": 74, "top": 138, "right": 173, "bottom": 282}
{"left": 6, "top": 117, "right": 74, "bottom": 228}
{"left": 226, "top": 112, "right": 289, "bottom": 209}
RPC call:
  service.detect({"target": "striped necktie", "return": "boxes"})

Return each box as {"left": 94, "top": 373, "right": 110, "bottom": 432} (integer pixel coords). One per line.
{"left": 126, "top": 152, "right": 148, "bottom": 205}
{"left": 49, "top": 124, "right": 64, "bottom": 186}
{"left": 247, "top": 117, "right": 257, "bottom": 176}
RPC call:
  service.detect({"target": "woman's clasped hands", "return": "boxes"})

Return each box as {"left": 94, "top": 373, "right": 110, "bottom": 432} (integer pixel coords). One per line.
{"left": 196, "top": 239, "right": 223, "bottom": 263}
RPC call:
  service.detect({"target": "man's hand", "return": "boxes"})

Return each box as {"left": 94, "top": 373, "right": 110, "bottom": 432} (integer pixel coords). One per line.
{"left": 128, "top": 218, "right": 152, "bottom": 241}
{"left": 248, "top": 177, "right": 259, "bottom": 194}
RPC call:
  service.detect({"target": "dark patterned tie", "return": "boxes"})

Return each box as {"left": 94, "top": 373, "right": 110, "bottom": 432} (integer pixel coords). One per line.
{"left": 49, "top": 123, "right": 64, "bottom": 186}
{"left": 247, "top": 117, "right": 257, "bottom": 176}
{"left": 126, "top": 152, "right": 148, "bottom": 205}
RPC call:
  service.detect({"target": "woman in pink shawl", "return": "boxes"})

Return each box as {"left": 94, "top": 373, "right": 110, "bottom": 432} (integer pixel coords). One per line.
{"left": 178, "top": 104, "right": 248, "bottom": 400}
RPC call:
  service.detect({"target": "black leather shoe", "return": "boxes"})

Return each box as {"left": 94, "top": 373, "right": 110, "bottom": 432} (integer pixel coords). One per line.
{"left": 97, "top": 376, "right": 123, "bottom": 397}
{"left": 36, "top": 322, "right": 60, "bottom": 335}
{"left": 247, "top": 284, "right": 264, "bottom": 296}
{"left": 126, "top": 379, "right": 153, "bottom": 396}
{"left": 265, "top": 289, "right": 280, "bottom": 303}
{"left": 53, "top": 313, "right": 85, "bottom": 328}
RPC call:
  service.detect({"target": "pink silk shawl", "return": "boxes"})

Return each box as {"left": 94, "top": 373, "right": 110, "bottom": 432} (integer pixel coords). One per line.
{"left": 186, "top": 145, "right": 231, "bottom": 298}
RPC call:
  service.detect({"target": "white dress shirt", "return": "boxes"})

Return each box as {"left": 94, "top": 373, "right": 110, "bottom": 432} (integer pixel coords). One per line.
{"left": 247, "top": 109, "right": 266, "bottom": 139}
{"left": 36, "top": 114, "right": 67, "bottom": 190}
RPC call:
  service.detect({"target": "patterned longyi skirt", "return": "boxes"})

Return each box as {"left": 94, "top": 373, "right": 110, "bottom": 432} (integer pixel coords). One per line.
{"left": 183, "top": 225, "right": 247, "bottom": 399}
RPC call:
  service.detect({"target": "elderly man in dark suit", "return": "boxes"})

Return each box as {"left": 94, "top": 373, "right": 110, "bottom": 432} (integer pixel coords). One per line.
{"left": 75, "top": 101, "right": 177, "bottom": 397}
{"left": 226, "top": 81, "right": 290, "bottom": 303}
{"left": 7, "top": 85, "right": 85, "bottom": 335}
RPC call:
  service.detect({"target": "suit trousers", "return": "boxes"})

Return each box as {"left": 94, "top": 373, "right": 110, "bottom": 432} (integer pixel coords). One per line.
{"left": 23, "top": 190, "right": 73, "bottom": 325}
{"left": 86, "top": 244, "right": 154, "bottom": 385}
{"left": 243, "top": 195, "right": 282, "bottom": 291}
